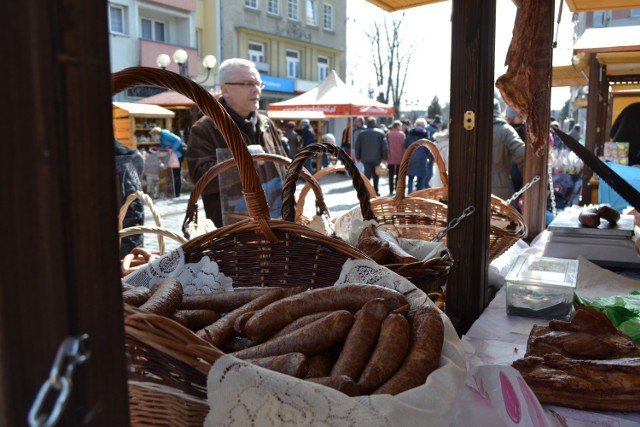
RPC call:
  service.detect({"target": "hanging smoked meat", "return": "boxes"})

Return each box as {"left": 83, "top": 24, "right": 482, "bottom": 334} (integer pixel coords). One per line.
{"left": 495, "top": 0, "right": 552, "bottom": 157}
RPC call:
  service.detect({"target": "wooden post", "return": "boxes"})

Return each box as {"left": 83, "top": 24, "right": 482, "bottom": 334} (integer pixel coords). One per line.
{"left": 2, "top": 1, "right": 130, "bottom": 424}
{"left": 582, "top": 53, "right": 604, "bottom": 205}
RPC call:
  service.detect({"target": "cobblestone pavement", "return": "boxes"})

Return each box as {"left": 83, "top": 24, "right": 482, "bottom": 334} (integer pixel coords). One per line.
{"left": 140, "top": 172, "right": 390, "bottom": 254}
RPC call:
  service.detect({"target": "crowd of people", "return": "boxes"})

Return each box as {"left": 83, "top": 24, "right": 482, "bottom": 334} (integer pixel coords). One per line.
{"left": 117, "top": 56, "right": 614, "bottom": 261}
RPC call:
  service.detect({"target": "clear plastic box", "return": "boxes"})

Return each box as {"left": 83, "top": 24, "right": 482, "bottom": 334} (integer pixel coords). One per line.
{"left": 505, "top": 255, "right": 579, "bottom": 319}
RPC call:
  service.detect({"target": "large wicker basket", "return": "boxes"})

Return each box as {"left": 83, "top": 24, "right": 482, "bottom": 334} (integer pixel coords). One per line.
{"left": 113, "top": 67, "right": 382, "bottom": 424}
{"left": 409, "top": 139, "right": 527, "bottom": 261}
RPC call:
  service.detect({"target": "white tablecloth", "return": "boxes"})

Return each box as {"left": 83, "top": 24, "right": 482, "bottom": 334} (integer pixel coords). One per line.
{"left": 457, "top": 253, "right": 640, "bottom": 427}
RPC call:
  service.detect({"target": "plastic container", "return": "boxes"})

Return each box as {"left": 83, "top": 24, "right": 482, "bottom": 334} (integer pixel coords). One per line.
{"left": 505, "top": 255, "right": 579, "bottom": 319}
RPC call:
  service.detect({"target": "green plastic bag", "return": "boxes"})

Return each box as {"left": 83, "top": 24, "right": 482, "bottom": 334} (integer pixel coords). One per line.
{"left": 574, "top": 291, "right": 640, "bottom": 342}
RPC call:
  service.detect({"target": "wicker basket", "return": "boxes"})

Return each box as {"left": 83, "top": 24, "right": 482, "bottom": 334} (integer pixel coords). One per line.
{"left": 113, "top": 67, "right": 384, "bottom": 424}
{"left": 282, "top": 142, "right": 452, "bottom": 293}
{"left": 182, "top": 152, "right": 327, "bottom": 238}
{"left": 282, "top": 143, "right": 378, "bottom": 225}
{"left": 409, "top": 140, "right": 527, "bottom": 261}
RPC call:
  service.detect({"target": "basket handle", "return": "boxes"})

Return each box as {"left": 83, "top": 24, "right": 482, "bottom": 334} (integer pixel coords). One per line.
{"left": 294, "top": 165, "right": 378, "bottom": 224}
{"left": 119, "top": 225, "right": 188, "bottom": 254}
{"left": 118, "top": 191, "right": 165, "bottom": 254}
{"left": 282, "top": 142, "right": 375, "bottom": 222}
{"left": 395, "top": 139, "right": 445, "bottom": 202}
{"left": 112, "top": 67, "right": 276, "bottom": 241}
{"left": 182, "top": 153, "right": 327, "bottom": 238}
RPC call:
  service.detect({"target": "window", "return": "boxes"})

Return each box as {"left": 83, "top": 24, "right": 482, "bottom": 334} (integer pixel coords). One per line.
{"left": 286, "top": 50, "right": 300, "bottom": 78}
{"left": 268, "top": 0, "right": 280, "bottom": 15}
{"left": 317, "top": 56, "right": 329, "bottom": 81}
{"left": 245, "top": 0, "right": 258, "bottom": 9}
{"left": 323, "top": 4, "right": 333, "bottom": 30}
{"left": 631, "top": 9, "right": 640, "bottom": 17}
{"left": 248, "top": 42, "right": 265, "bottom": 64}
{"left": 306, "top": 0, "right": 317, "bottom": 25}
{"left": 141, "top": 18, "right": 165, "bottom": 42}
{"left": 592, "top": 11, "right": 604, "bottom": 27}
{"left": 109, "top": 4, "right": 126, "bottom": 34}
{"left": 288, "top": 0, "right": 299, "bottom": 20}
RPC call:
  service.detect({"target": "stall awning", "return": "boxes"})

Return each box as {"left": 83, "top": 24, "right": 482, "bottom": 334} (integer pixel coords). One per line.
{"left": 112, "top": 102, "right": 175, "bottom": 118}
{"left": 135, "top": 91, "right": 197, "bottom": 107}
{"left": 574, "top": 26, "right": 640, "bottom": 54}
{"left": 366, "top": 0, "right": 633, "bottom": 12}
{"left": 552, "top": 65, "right": 588, "bottom": 87}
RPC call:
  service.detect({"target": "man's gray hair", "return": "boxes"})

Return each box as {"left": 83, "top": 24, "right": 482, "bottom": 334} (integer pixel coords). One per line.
{"left": 218, "top": 58, "right": 258, "bottom": 84}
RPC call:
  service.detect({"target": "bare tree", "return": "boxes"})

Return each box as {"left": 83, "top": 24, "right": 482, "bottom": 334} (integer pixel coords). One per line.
{"left": 366, "top": 13, "right": 414, "bottom": 117}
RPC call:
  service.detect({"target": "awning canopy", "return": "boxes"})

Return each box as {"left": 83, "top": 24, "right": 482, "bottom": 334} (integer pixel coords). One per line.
{"left": 366, "top": 0, "right": 637, "bottom": 12}
{"left": 135, "top": 91, "right": 197, "bottom": 107}
{"left": 112, "top": 102, "right": 175, "bottom": 118}
{"left": 268, "top": 70, "right": 394, "bottom": 117}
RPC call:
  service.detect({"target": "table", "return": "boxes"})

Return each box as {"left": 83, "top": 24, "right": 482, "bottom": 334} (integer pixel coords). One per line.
{"left": 459, "top": 248, "right": 640, "bottom": 426}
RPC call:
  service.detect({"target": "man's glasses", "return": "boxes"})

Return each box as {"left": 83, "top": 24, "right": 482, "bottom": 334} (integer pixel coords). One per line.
{"left": 223, "top": 81, "right": 265, "bottom": 89}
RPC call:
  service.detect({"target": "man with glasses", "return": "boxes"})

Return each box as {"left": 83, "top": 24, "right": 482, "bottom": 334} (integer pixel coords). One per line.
{"left": 187, "top": 58, "right": 287, "bottom": 227}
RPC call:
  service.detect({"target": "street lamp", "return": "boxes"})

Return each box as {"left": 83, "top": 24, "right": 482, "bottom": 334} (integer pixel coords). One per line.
{"left": 155, "top": 50, "right": 217, "bottom": 84}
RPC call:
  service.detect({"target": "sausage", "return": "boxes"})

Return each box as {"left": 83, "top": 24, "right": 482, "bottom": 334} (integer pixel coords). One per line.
{"left": 233, "top": 310, "right": 355, "bottom": 359}
{"left": 233, "top": 310, "right": 257, "bottom": 335}
{"left": 175, "top": 309, "right": 220, "bottom": 332}
{"left": 138, "top": 278, "right": 183, "bottom": 317}
{"left": 197, "top": 288, "right": 287, "bottom": 348}
{"left": 374, "top": 306, "right": 444, "bottom": 396}
{"left": 170, "top": 311, "right": 188, "bottom": 327}
{"left": 244, "top": 284, "right": 408, "bottom": 342}
{"left": 246, "top": 353, "right": 309, "bottom": 378}
{"left": 578, "top": 206, "right": 600, "bottom": 228}
{"left": 330, "top": 298, "right": 388, "bottom": 381}
{"left": 179, "top": 287, "right": 303, "bottom": 313}
{"left": 122, "top": 286, "right": 151, "bottom": 307}
{"left": 269, "top": 311, "right": 333, "bottom": 340}
{"left": 596, "top": 204, "right": 620, "bottom": 224}
{"left": 357, "top": 313, "right": 411, "bottom": 394}
{"left": 307, "top": 375, "right": 359, "bottom": 397}
{"left": 305, "top": 352, "right": 337, "bottom": 379}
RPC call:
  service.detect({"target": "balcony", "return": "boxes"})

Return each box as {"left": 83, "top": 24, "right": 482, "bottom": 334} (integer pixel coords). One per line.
{"left": 139, "top": 39, "right": 199, "bottom": 77}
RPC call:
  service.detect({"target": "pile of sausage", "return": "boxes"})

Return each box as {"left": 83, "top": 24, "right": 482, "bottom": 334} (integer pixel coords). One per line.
{"left": 123, "top": 280, "right": 445, "bottom": 397}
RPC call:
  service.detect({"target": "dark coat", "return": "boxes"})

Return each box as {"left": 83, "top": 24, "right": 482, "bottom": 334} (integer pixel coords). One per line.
{"left": 404, "top": 127, "right": 434, "bottom": 178}
{"left": 355, "top": 127, "right": 388, "bottom": 164}
{"left": 186, "top": 98, "right": 287, "bottom": 227}
{"left": 114, "top": 139, "right": 144, "bottom": 258}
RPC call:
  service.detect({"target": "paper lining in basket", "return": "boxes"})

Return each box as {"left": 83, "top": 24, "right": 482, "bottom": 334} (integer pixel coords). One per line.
{"left": 205, "top": 259, "right": 467, "bottom": 427}
{"left": 122, "top": 247, "right": 233, "bottom": 295}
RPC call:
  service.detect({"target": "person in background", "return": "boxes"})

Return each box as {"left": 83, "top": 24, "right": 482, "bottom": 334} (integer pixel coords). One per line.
{"left": 340, "top": 122, "right": 352, "bottom": 158}
{"left": 283, "top": 121, "right": 300, "bottom": 158}
{"left": 142, "top": 146, "right": 163, "bottom": 198}
{"left": 355, "top": 117, "right": 388, "bottom": 196}
{"left": 351, "top": 116, "right": 366, "bottom": 163}
{"left": 504, "top": 105, "right": 526, "bottom": 195}
{"left": 492, "top": 99, "right": 525, "bottom": 202}
{"left": 401, "top": 119, "right": 411, "bottom": 134}
{"left": 276, "top": 128, "right": 291, "bottom": 157}
{"left": 114, "top": 138, "right": 145, "bottom": 259}
{"left": 430, "top": 126, "right": 449, "bottom": 188}
{"left": 610, "top": 102, "right": 640, "bottom": 166}
{"left": 300, "top": 118, "right": 316, "bottom": 172}
{"left": 150, "top": 126, "right": 183, "bottom": 197}
{"left": 186, "top": 58, "right": 287, "bottom": 227}
{"left": 321, "top": 133, "right": 336, "bottom": 167}
{"left": 386, "top": 120, "right": 406, "bottom": 195}
{"left": 403, "top": 117, "right": 431, "bottom": 193}
{"left": 426, "top": 115, "right": 443, "bottom": 140}
{"left": 550, "top": 121, "right": 565, "bottom": 151}
{"left": 568, "top": 123, "right": 581, "bottom": 142}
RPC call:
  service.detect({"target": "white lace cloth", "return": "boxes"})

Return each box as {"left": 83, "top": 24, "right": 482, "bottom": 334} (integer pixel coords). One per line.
{"left": 122, "top": 247, "right": 233, "bottom": 295}
{"left": 204, "top": 259, "right": 467, "bottom": 427}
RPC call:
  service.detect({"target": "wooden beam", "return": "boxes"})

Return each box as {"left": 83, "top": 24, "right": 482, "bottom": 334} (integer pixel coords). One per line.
{"left": 1, "top": 1, "right": 129, "bottom": 424}
{"left": 581, "top": 53, "right": 605, "bottom": 205}
{"left": 446, "top": 0, "right": 496, "bottom": 335}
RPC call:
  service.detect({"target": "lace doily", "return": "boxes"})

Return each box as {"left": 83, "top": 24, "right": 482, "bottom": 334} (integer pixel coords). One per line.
{"left": 204, "top": 259, "right": 467, "bottom": 427}
{"left": 122, "top": 247, "right": 233, "bottom": 295}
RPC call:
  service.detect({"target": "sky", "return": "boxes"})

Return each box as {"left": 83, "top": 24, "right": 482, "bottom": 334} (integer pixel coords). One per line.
{"left": 346, "top": 0, "right": 575, "bottom": 112}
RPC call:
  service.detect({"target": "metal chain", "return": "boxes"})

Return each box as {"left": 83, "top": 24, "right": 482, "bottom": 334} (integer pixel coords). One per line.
{"left": 431, "top": 206, "right": 476, "bottom": 242}
{"left": 28, "top": 334, "right": 91, "bottom": 427}
{"left": 505, "top": 175, "right": 541, "bottom": 205}
{"left": 548, "top": 161, "right": 557, "bottom": 217}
